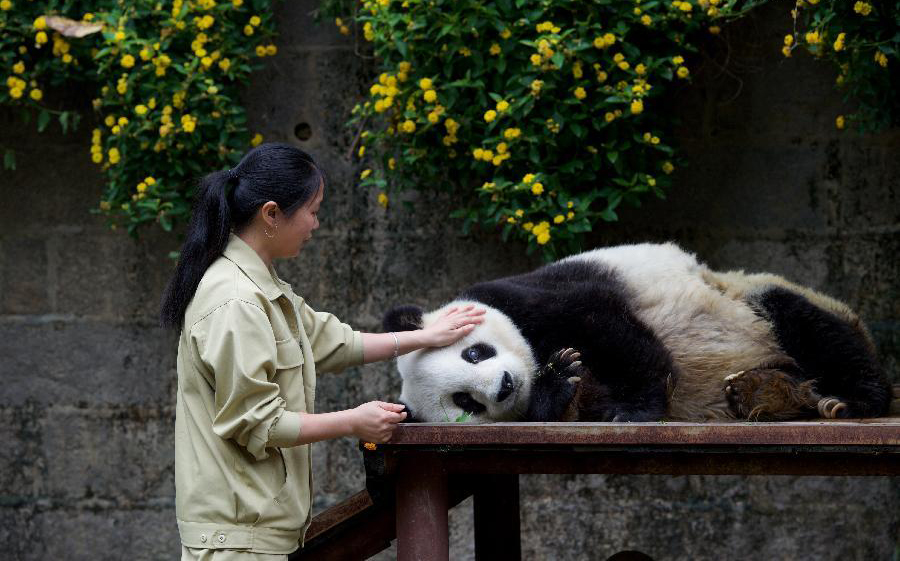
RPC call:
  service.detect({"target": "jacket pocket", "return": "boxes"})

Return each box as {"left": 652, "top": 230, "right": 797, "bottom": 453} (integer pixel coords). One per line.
{"left": 273, "top": 338, "right": 303, "bottom": 378}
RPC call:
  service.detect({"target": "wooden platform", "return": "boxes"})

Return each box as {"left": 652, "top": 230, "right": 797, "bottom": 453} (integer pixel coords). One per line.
{"left": 292, "top": 419, "right": 900, "bottom": 560}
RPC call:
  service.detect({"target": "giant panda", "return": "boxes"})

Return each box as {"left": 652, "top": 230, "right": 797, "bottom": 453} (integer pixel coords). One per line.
{"left": 383, "top": 242, "right": 891, "bottom": 423}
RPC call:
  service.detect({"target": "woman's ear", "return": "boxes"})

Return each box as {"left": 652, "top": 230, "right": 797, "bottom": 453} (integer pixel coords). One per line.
{"left": 382, "top": 305, "right": 424, "bottom": 332}
{"left": 259, "top": 200, "right": 280, "bottom": 226}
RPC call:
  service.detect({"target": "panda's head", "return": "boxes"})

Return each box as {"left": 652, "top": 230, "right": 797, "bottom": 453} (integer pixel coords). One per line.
{"left": 382, "top": 301, "right": 538, "bottom": 423}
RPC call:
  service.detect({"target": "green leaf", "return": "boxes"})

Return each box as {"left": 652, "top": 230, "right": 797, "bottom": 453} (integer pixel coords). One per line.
{"left": 3, "top": 149, "right": 15, "bottom": 171}
{"left": 37, "top": 110, "right": 51, "bottom": 133}
{"left": 606, "top": 151, "right": 618, "bottom": 164}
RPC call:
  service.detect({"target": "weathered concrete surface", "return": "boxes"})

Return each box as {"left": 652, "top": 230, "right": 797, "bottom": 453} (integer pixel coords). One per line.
{"left": 0, "top": 1, "right": 897, "bottom": 559}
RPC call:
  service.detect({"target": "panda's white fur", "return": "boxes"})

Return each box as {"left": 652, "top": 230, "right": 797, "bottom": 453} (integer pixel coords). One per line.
{"left": 397, "top": 303, "right": 537, "bottom": 422}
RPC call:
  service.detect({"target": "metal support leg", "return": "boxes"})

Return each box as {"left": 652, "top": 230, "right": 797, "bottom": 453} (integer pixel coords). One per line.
{"left": 396, "top": 453, "right": 448, "bottom": 561}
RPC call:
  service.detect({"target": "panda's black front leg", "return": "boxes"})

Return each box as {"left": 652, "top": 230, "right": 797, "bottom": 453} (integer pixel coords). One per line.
{"left": 525, "top": 348, "right": 587, "bottom": 422}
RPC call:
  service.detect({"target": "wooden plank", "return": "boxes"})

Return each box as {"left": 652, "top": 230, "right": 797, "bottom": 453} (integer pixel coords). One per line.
{"left": 381, "top": 420, "right": 900, "bottom": 447}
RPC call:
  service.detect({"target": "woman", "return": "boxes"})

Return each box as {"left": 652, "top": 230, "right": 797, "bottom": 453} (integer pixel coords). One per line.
{"left": 159, "top": 143, "right": 484, "bottom": 559}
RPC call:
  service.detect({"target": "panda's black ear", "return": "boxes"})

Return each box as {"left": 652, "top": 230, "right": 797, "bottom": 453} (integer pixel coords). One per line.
{"left": 382, "top": 305, "right": 424, "bottom": 332}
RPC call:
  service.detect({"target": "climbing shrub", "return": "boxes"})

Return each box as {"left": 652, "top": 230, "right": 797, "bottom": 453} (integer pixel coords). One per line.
{"left": 322, "top": 0, "right": 897, "bottom": 260}
{"left": 781, "top": 0, "right": 899, "bottom": 132}
{"left": 0, "top": 0, "right": 278, "bottom": 235}
{"left": 322, "top": 0, "right": 763, "bottom": 260}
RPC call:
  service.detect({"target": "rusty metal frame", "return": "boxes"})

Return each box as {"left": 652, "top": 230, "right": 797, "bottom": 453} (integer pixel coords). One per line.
{"left": 294, "top": 420, "right": 900, "bottom": 560}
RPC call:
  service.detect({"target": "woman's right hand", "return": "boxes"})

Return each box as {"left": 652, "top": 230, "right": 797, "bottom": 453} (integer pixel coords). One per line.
{"left": 349, "top": 401, "right": 407, "bottom": 443}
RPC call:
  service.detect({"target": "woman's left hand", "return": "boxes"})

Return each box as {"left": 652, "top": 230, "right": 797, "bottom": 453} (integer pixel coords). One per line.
{"left": 422, "top": 304, "right": 486, "bottom": 347}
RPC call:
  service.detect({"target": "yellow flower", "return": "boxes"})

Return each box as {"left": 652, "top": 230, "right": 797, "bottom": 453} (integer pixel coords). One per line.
{"left": 99, "top": 200, "right": 111, "bottom": 210}
{"left": 604, "top": 112, "right": 615, "bottom": 123}
{"left": 709, "top": 26, "right": 721, "bottom": 35}
{"left": 135, "top": 104, "right": 148, "bottom": 116}
{"left": 835, "top": 115, "right": 845, "bottom": 130}
{"left": 198, "top": 15, "right": 214, "bottom": 29}
{"left": 118, "top": 116, "right": 129, "bottom": 126}
{"left": 522, "top": 173, "right": 535, "bottom": 184}
{"left": 805, "top": 30, "right": 821, "bottom": 45}
{"left": 358, "top": 145, "right": 366, "bottom": 157}
{"left": 13, "top": 61, "right": 25, "bottom": 74}
{"left": 377, "top": 193, "right": 388, "bottom": 208}
{"left": 484, "top": 110, "right": 497, "bottom": 123}
{"left": 496, "top": 142, "right": 508, "bottom": 154}
{"left": 33, "top": 16, "right": 47, "bottom": 30}
{"left": 503, "top": 128, "right": 521, "bottom": 140}
{"left": 553, "top": 214, "right": 565, "bottom": 224}
{"left": 574, "top": 87, "right": 586, "bottom": 100}
{"left": 678, "top": 1, "right": 693, "bottom": 11}
{"left": 530, "top": 53, "right": 542, "bottom": 66}
{"left": 490, "top": 43, "right": 501, "bottom": 55}
{"left": 266, "top": 45, "right": 278, "bottom": 56}
{"left": 523, "top": 222, "right": 534, "bottom": 231}
{"left": 249, "top": 15, "right": 262, "bottom": 26}
{"left": 29, "top": 88, "right": 43, "bottom": 101}
{"left": 401, "top": 119, "right": 416, "bottom": 133}
{"left": 114, "top": 30, "right": 126, "bottom": 41}
{"left": 496, "top": 100, "right": 509, "bottom": 112}
{"left": 0, "top": 1, "right": 12, "bottom": 12}
{"left": 424, "top": 89, "right": 437, "bottom": 103}
{"left": 427, "top": 111, "right": 440, "bottom": 124}
{"left": 853, "top": 2, "right": 872, "bottom": 16}
{"left": 183, "top": 119, "right": 196, "bottom": 133}
{"left": 531, "top": 79, "right": 543, "bottom": 95}
{"left": 631, "top": 99, "right": 644, "bottom": 114}
{"left": 244, "top": 25, "right": 254, "bottom": 36}
{"left": 784, "top": 35, "right": 794, "bottom": 46}
{"left": 677, "top": 66, "right": 690, "bottom": 79}
{"left": 251, "top": 133, "right": 263, "bottom": 146}
{"left": 419, "top": 77, "right": 433, "bottom": 90}
{"left": 104, "top": 115, "right": 116, "bottom": 127}
{"left": 567, "top": 201, "right": 574, "bottom": 208}
{"left": 120, "top": 54, "right": 136, "bottom": 68}
{"left": 782, "top": 46, "right": 792, "bottom": 58}
{"left": 360, "top": 169, "right": 372, "bottom": 179}
{"left": 567, "top": 211, "right": 575, "bottom": 220}
{"left": 536, "top": 231, "right": 550, "bottom": 245}
{"left": 635, "top": 64, "right": 646, "bottom": 75}
{"left": 108, "top": 148, "right": 121, "bottom": 164}
{"left": 111, "top": 125, "right": 121, "bottom": 135}
{"left": 672, "top": 55, "right": 685, "bottom": 65}
{"left": 874, "top": 51, "right": 888, "bottom": 67}
{"left": 35, "top": 31, "right": 48, "bottom": 45}
{"left": 531, "top": 182, "right": 544, "bottom": 195}
{"left": 641, "top": 15, "right": 652, "bottom": 26}
{"left": 651, "top": 136, "right": 660, "bottom": 145}
{"left": 500, "top": 28, "right": 511, "bottom": 39}
{"left": 256, "top": 45, "right": 267, "bottom": 57}
{"left": 137, "top": 182, "right": 147, "bottom": 193}
{"left": 662, "top": 161, "right": 674, "bottom": 174}
{"left": 145, "top": 176, "right": 156, "bottom": 185}
{"left": 388, "top": 158, "right": 396, "bottom": 170}
{"left": 233, "top": 0, "right": 243, "bottom": 6}
{"left": 833, "top": 33, "right": 846, "bottom": 52}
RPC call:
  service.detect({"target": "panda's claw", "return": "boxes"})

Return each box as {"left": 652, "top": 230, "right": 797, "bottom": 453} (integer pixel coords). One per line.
{"left": 817, "top": 397, "right": 848, "bottom": 419}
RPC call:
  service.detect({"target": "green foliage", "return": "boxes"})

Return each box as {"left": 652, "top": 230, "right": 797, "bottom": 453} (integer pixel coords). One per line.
{"left": 322, "top": 0, "right": 897, "bottom": 260}
{"left": 322, "top": 0, "right": 760, "bottom": 260}
{"left": 782, "top": 0, "right": 900, "bottom": 133}
{"left": 0, "top": 0, "right": 278, "bottom": 236}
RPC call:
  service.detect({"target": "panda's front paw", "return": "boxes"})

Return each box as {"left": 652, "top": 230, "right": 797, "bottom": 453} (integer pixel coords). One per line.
{"left": 527, "top": 348, "right": 589, "bottom": 422}
{"left": 539, "top": 347, "right": 586, "bottom": 387}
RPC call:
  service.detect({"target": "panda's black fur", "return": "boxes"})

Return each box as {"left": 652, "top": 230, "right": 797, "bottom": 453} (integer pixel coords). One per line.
{"left": 458, "top": 260, "right": 674, "bottom": 422}
{"left": 384, "top": 252, "right": 892, "bottom": 422}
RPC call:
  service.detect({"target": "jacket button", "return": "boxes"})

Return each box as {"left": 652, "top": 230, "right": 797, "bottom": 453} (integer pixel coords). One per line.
{"left": 218, "top": 534, "right": 226, "bottom": 543}
{"left": 199, "top": 534, "right": 207, "bottom": 543}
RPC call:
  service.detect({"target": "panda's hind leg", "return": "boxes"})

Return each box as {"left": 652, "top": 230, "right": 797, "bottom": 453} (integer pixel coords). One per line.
{"left": 750, "top": 287, "right": 891, "bottom": 418}
{"left": 724, "top": 368, "right": 821, "bottom": 420}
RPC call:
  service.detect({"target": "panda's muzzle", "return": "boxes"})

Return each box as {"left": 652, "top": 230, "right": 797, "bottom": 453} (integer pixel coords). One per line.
{"left": 496, "top": 371, "right": 515, "bottom": 403}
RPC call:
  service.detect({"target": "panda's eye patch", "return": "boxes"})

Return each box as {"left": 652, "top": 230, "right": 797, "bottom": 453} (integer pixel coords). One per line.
{"left": 461, "top": 343, "right": 497, "bottom": 364}
{"left": 452, "top": 392, "right": 486, "bottom": 415}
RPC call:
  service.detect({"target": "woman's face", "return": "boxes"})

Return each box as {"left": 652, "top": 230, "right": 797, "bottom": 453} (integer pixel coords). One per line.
{"left": 277, "top": 184, "right": 323, "bottom": 258}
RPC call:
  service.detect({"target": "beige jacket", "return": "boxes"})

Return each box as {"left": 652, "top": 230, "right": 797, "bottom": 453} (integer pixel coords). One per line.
{"left": 175, "top": 233, "right": 363, "bottom": 554}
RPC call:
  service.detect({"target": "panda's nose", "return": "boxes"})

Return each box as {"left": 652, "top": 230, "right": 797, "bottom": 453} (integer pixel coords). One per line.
{"left": 496, "top": 371, "right": 514, "bottom": 402}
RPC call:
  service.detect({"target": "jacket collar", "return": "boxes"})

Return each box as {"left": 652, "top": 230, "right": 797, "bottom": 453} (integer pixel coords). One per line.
{"left": 222, "top": 232, "right": 290, "bottom": 301}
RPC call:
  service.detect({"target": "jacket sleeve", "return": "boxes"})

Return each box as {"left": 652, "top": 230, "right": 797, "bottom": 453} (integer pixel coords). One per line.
{"left": 193, "top": 299, "right": 304, "bottom": 460}
{"left": 296, "top": 299, "right": 364, "bottom": 373}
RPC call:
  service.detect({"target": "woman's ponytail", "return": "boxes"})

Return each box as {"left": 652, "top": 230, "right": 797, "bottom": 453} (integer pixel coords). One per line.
{"left": 159, "top": 142, "right": 324, "bottom": 330}
{"left": 159, "top": 170, "right": 236, "bottom": 329}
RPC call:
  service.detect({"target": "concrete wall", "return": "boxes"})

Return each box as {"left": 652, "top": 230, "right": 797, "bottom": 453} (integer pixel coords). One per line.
{"left": 1, "top": 1, "right": 897, "bottom": 559}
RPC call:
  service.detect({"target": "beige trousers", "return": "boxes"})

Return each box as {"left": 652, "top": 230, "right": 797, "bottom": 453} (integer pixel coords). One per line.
{"left": 180, "top": 545, "right": 289, "bottom": 561}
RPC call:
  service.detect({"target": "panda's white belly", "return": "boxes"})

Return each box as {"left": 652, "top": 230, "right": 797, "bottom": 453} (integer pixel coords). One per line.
{"left": 565, "top": 243, "right": 787, "bottom": 420}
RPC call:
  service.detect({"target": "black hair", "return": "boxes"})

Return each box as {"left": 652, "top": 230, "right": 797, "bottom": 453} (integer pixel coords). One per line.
{"left": 159, "top": 142, "right": 325, "bottom": 329}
